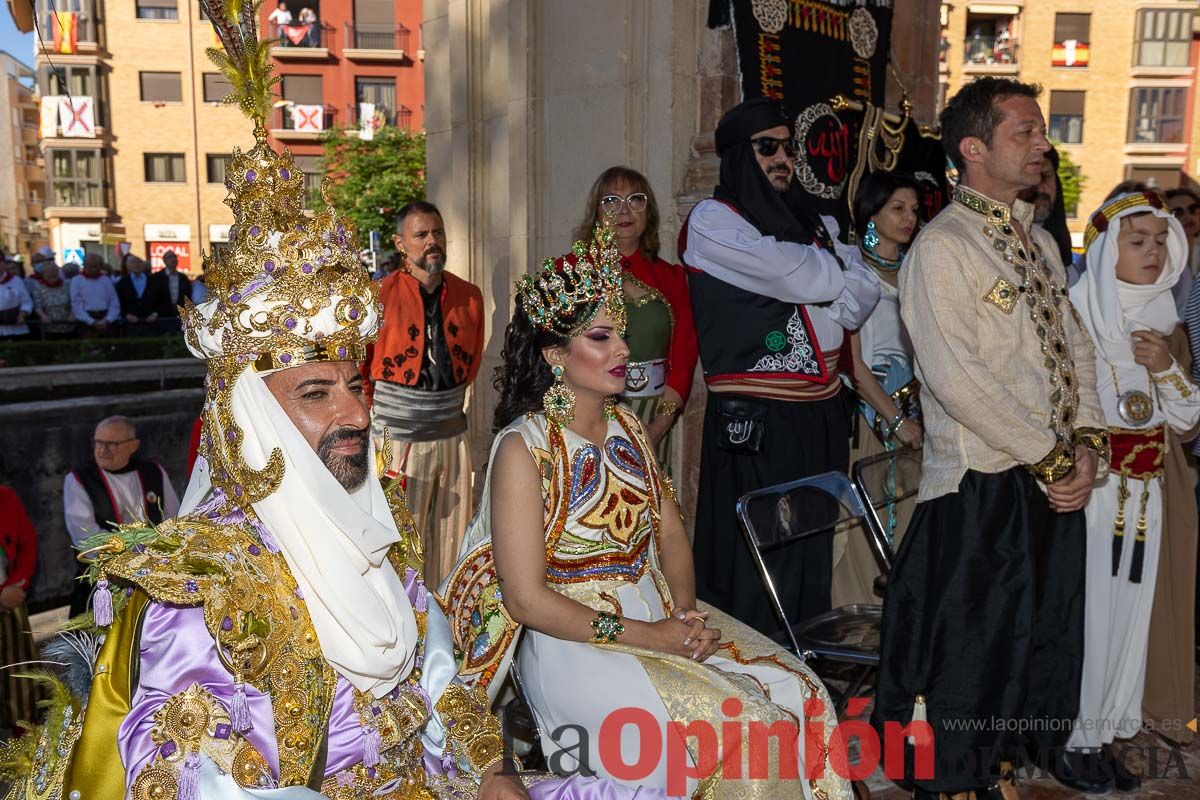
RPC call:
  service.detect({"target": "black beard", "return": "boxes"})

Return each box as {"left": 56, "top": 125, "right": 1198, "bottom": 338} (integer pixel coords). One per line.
{"left": 317, "top": 427, "right": 370, "bottom": 491}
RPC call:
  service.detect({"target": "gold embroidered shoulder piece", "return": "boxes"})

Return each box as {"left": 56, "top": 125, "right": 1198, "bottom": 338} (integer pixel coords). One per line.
{"left": 99, "top": 516, "right": 248, "bottom": 606}
{"left": 96, "top": 515, "right": 336, "bottom": 787}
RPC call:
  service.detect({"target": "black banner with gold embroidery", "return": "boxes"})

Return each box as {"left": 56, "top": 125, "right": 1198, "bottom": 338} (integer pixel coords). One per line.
{"left": 724, "top": 0, "right": 893, "bottom": 218}
{"left": 711, "top": 0, "right": 949, "bottom": 233}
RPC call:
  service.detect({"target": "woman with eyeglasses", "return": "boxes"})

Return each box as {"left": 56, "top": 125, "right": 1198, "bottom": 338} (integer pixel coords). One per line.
{"left": 833, "top": 171, "right": 925, "bottom": 607}
{"left": 572, "top": 166, "right": 698, "bottom": 471}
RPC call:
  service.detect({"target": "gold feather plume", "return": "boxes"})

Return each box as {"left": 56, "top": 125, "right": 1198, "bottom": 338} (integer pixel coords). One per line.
{"left": 199, "top": 0, "right": 278, "bottom": 123}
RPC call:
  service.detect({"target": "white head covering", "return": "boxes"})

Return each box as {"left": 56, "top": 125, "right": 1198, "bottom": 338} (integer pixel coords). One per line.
{"left": 1070, "top": 193, "right": 1188, "bottom": 374}
{"left": 181, "top": 367, "right": 417, "bottom": 698}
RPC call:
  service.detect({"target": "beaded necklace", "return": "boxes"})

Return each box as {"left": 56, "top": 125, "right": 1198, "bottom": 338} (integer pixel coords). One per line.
{"left": 859, "top": 246, "right": 903, "bottom": 273}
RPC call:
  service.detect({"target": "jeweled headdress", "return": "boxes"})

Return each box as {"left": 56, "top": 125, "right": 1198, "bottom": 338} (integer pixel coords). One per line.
{"left": 517, "top": 222, "right": 626, "bottom": 337}
{"left": 190, "top": 0, "right": 381, "bottom": 506}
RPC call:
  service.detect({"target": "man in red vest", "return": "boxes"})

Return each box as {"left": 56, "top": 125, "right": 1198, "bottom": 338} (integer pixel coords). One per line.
{"left": 365, "top": 201, "right": 483, "bottom": 586}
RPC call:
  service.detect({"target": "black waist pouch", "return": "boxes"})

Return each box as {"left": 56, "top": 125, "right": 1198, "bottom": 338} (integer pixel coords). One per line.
{"left": 715, "top": 396, "right": 767, "bottom": 455}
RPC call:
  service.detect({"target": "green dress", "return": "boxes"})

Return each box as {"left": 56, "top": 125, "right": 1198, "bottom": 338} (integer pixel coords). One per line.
{"left": 622, "top": 277, "right": 675, "bottom": 472}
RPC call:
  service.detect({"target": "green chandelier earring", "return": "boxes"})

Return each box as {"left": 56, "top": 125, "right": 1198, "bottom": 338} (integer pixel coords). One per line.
{"left": 543, "top": 364, "right": 576, "bottom": 427}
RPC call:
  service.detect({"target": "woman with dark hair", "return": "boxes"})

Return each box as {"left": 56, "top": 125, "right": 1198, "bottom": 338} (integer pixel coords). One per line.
{"left": 444, "top": 225, "right": 849, "bottom": 798}
{"left": 833, "top": 170, "right": 924, "bottom": 606}
{"left": 572, "top": 166, "right": 697, "bottom": 470}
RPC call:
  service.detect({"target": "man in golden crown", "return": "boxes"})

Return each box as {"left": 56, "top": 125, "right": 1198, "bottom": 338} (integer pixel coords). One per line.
{"left": 0, "top": 6, "right": 653, "bottom": 800}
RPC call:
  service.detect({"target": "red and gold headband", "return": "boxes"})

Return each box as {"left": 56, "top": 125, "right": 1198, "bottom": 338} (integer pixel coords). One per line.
{"left": 1084, "top": 190, "right": 1166, "bottom": 251}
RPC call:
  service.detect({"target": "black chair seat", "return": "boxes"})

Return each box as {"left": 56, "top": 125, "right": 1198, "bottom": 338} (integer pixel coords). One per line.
{"left": 793, "top": 603, "right": 881, "bottom": 665}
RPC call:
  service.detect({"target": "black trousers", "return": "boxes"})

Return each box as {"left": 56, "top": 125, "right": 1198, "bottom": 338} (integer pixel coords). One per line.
{"left": 693, "top": 390, "right": 849, "bottom": 638}
{"left": 871, "top": 467, "right": 1086, "bottom": 793}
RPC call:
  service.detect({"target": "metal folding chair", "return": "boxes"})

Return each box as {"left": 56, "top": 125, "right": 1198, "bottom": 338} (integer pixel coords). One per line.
{"left": 736, "top": 471, "right": 884, "bottom": 683}
{"left": 850, "top": 446, "right": 923, "bottom": 585}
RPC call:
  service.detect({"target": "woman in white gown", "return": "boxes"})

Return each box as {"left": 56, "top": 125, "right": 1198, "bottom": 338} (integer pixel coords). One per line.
{"left": 441, "top": 225, "right": 851, "bottom": 800}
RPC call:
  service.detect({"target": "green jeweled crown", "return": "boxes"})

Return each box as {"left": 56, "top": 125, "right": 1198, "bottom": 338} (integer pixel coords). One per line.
{"left": 517, "top": 221, "right": 626, "bottom": 338}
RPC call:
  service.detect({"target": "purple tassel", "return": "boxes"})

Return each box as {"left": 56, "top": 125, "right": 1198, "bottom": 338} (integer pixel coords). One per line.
{"left": 92, "top": 579, "right": 114, "bottom": 627}
{"left": 362, "top": 725, "right": 381, "bottom": 768}
{"left": 441, "top": 748, "right": 456, "bottom": 774}
{"left": 178, "top": 754, "right": 200, "bottom": 800}
{"left": 415, "top": 577, "right": 428, "bottom": 612}
{"left": 230, "top": 682, "right": 252, "bottom": 733}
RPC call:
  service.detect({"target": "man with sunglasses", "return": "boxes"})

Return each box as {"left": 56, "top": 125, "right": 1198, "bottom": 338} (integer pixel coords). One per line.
{"left": 61, "top": 415, "right": 178, "bottom": 616}
{"left": 679, "top": 96, "right": 880, "bottom": 638}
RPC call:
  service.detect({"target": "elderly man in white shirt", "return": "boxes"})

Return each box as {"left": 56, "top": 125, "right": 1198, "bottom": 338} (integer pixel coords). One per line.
{"left": 62, "top": 415, "right": 178, "bottom": 616}
{"left": 0, "top": 261, "right": 32, "bottom": 339}
{"left": 69, "top": 254, "right": 120, "bottom": 334}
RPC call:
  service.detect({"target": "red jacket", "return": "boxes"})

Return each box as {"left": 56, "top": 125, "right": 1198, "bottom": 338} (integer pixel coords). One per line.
{"left": 622, "top": 249, "right": 699, "bottom": 406}
{"left": 365, "top": 270, "right": 484, "bottom": 402}
{"left": 0, "top": 486, "right": 36, "bottom": 590}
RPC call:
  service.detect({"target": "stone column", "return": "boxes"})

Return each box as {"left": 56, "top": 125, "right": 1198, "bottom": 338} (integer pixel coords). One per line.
{"left": 424, "top": 0, "right": 715, "bottom": 504}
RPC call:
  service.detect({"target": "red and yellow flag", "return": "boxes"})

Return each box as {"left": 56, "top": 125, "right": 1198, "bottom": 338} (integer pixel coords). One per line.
{"left": 51, "top": 11, "right": 78, "bottom": 54}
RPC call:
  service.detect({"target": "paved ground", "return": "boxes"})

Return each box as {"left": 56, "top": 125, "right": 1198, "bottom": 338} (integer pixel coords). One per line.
{"left": 849, "top": 668, "right": 1200, "bottom": 799}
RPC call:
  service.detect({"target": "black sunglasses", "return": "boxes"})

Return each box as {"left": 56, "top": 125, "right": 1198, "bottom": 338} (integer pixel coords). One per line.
{"left": 750, "top": 136, "right": 797, "bottom": 158}
{"left": 1171, "top": 204, "right": 1200, "bottom": 217}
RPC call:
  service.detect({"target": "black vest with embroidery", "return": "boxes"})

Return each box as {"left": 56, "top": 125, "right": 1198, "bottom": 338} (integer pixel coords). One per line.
{"left": 71, "top": 460, "right": 166, "bottom": 531}
{"left": 680, "top": 201, "right": 830, "bottom": 385}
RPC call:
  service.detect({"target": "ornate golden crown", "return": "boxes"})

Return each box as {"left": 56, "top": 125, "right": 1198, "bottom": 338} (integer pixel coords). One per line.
{"left": 191, "top": 1, "right": 382, "bottom": 508}
{"left": 517, "top": 222, "right": 626, "bottom": 338}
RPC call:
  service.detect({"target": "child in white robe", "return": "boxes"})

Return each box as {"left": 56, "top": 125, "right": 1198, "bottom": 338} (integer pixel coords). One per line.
{"left": 1062, "top": 191, "right": 1200, "bottom": 791}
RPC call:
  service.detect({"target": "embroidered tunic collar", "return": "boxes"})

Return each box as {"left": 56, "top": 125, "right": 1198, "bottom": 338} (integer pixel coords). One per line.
{"left": 952, "top": 184, "right": 1035, "bottom": 230}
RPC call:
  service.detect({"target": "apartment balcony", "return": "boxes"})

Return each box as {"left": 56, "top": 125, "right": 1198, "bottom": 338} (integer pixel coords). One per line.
{"left": 21, "top": 126, "right": 38, "bottom": 146}
{"left": 25, "top": 203, "right": 43, "bottom": 222}
{"left": 36, "top": 13, "right": 99, "bottom": 55}
{"left": 269, "top": 23, "right": 334, "bottom": 60}
{"left": 26, "top": 162, "right": 46, "bottom": 184}
{"left": 962, "top": 35, "right": 1020, "bottom": 75}
{"left": 346, "top": 103, "right": 413, "bottom": 133}
{"left": 343, "top": 23, "right": 411, "bottom": 61}
{"left": 270, "top": 104, "right": 338, "bottom": 141}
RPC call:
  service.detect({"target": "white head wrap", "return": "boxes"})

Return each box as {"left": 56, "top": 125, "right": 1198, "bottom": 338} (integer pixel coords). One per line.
{"left": 1070, "top": 194, "right": 1188, "bottom": 375}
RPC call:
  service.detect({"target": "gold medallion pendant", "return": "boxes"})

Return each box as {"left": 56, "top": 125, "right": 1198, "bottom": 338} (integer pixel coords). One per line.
{"left": 1117, "top": 390, "right": 1153, "bottom": 426}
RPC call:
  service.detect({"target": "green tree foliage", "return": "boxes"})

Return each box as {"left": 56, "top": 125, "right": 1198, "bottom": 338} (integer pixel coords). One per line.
{"left": 1056, "top": 147, "right": 1086, "bottom": 218}
{"left": 320, "top": 127, "right": 426, "bottom": 247}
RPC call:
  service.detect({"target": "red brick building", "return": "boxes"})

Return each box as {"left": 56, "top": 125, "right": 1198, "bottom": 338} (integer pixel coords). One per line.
{"left": 260, "top": 0, "right": 424, "bottom": 195}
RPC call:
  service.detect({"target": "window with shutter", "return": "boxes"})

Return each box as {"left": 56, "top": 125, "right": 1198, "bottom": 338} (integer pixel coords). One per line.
{"left": 206, "top": 154, "right": 232, "bottom": 184}
{"left": 140, "top": 72, "right": 182, "bottom": 103}
{"left": 136, "top": 0, "right": 178, "bottom": 20}
{"left": 145, "top": 153, "right": 186, "bottom": 183}
{"left": 203, "top": 73, "right": 233, "bottom": 103}
{"left": 282, "top": 75, "right": 323, "bottom": 105}
{"left": 1051, "top": 13, "right": 1090, "bottom": 67}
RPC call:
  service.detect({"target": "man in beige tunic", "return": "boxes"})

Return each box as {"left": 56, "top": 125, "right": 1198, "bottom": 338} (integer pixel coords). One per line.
{"left": 870, "top": 77, "right": 1110, "bottom": 799}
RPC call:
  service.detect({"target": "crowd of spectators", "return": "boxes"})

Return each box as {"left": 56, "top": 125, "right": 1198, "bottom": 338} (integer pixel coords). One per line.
{"left": 0, "top": 247, "right": 206, "bottom": 342}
